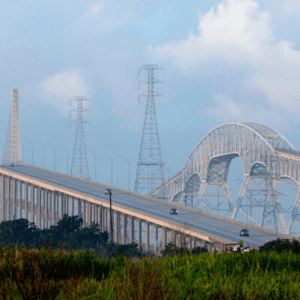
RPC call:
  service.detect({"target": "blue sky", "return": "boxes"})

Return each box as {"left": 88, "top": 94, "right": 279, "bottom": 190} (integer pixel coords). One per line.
{"left": 1, "top": 0, "right": 300, "bottom": 227}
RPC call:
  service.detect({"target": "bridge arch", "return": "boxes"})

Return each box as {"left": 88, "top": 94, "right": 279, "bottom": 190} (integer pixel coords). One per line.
{"left": 183, "top": 123, "right": 294, "bottom": 182}
{"left": 150, "top": 122, "right": 300, "bottom": 235}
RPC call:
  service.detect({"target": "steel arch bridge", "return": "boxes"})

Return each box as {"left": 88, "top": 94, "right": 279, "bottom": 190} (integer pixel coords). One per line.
{"left": 150, "top": 123, "right": 300, "bottom": 235}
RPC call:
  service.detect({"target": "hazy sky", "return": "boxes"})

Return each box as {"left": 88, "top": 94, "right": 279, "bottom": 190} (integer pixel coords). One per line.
{"left": 1, "top": 0, "right": 300, "bottom": 204}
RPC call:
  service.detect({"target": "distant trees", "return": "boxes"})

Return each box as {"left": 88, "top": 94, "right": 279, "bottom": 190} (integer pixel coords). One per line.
{"left": 259, "top": 238, "right": 300, "bottom": 254}
{"left": 5, "top": 215, "right": 297, "bottom": 259}
{"left": 0, "top": 218, "right": 37, "bottom": 248}
{"left": 0, "top": 214, "right": 108, "bottom": 250}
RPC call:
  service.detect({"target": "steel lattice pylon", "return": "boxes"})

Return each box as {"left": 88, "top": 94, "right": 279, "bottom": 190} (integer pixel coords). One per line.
{"left": 134, "top": 65, "right": 165, "bottom": 196}
{"left": 70, "top": 96, "right": 91, "bottom": 180}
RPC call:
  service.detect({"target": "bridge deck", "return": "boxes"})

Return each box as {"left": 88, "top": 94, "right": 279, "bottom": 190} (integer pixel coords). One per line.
{"left": 0, "top": 164, "right": 295, "bottom": 249}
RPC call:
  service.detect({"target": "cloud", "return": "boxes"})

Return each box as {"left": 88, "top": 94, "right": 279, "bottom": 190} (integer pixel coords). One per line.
{"left": 83, "top": 0, "right": 158, "bottom": 33}
{"left": 152, "top": 0, "right": 273, "bottom": 69}
{"left": 203, "top": 94, "right": 296, "bottom": 136}
{"left": 280, "top": 0, "right": 300, "bottom": 15}
{"left": 38, "top": 70, "right": 90, "bottom": 115}
{"left": 87, "top": 3, "right": 104, "bottom": 19}
{"left": 151, "top": 0, "right": 300, "bottom": 122}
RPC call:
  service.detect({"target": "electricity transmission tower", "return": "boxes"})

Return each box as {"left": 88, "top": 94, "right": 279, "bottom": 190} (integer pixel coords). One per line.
{"left": 134, "top": 64, "right": 165, "bottom": 197}
{"left": 70, "top": 96, "right": 91, "bottom": 180}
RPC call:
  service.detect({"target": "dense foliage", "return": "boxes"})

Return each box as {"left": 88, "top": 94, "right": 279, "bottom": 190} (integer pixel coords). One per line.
{"left": 259, "top": 238, "right": 300, "bottom": 254}
{"left": 1, "top": 244, "right": 300, "bottom": 299}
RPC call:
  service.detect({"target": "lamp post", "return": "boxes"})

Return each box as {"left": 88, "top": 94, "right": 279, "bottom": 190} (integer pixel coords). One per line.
{"left": 25, "top": 139, "right": 33, "bottom": 165}
{"left": 36, "top": 141, "right": 44, "bottom": 168}
{"left": 88, "top": 150, "right": 97, "bottom": 182}
{"left": 47, "top": 143, "right": 56, "bottom": 171}
{"left": 105, "top": 188, "right": 113, "bottom": 243}
{"left": 120, "top": 156, "right": 130, "bottom": 191}
{"left": 104, "top": 153, "right": 113, "bottom": 186}
{"left": 59, "top": 145, "right": 69, "bottom": 174}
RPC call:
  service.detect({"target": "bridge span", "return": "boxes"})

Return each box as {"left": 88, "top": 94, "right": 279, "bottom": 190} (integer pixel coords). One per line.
{"left": 0, "top": 163, "right": 295, "bottom": 254}
{"left": 151, "top": 122, "right": 300, "bottom": 236}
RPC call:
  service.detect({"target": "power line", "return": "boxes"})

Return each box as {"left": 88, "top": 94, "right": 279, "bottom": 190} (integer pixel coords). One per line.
{"left": 97, "top": 76, "right": 139, "bottom": 127}
{"left": 86, "top": 89, "right": 139, "bottom": 140}
{"left": 93, "top": 97, "right": 141, "bottom": 150}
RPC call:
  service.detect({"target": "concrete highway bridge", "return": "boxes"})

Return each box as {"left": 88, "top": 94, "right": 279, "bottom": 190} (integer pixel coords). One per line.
{"left": 0, "top": 164, "right": 294, "bottom": 254}
{"left": 0, "top": 90, "right": 297, "bottom": 254}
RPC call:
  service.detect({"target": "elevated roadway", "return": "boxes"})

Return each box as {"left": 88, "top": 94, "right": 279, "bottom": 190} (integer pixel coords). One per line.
{"left": 0, "top": 164, "right": 296, "bottom": 252}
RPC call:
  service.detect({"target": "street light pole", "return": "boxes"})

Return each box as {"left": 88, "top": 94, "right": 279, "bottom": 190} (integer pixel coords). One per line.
{"left": 104, "top": 153, "right": 113, "bottom": 186}
{"left": 120, "top": 156, "right": 130, "bottom": 191}
{"left": 25, "top": 139, "right": 33, "bottom": 165}
{"left": 37, "top": 141, "right": 44, "bottom": 168}
{"left": 47, "top": 143, "right": 56, "bottom": 171}
{"left": 105, "top": 189, "right": 113, "bottom": 243}
{"left": 59, "top": 145, "right": 69, "bottom": 174}
{"left": 88, "top": 150, "right": 97, "bottom": 182}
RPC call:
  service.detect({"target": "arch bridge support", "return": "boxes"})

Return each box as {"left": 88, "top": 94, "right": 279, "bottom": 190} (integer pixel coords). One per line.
{"left": 150, "top": 122, "right": 300, "bottom": 236}
{"left": 232, "top": 162, "right": 289, "bottom": 234}
{"left": 194, "top": 155, "right": 235, "bottom": 217}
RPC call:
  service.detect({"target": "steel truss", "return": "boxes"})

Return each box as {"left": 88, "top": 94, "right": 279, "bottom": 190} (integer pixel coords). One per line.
{"left": 150, "top": 122, "right": 300, "bottom": 235}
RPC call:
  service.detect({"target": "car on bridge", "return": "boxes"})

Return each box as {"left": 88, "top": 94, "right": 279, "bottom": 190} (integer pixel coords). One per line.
{"left": 240, "top": 229, "right": 249, "bottom": 237}
{"left": 170, "top": 208, "right": 178, "bottom": 215}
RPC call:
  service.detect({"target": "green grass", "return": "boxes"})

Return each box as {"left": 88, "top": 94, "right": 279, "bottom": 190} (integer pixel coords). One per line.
{"left": 0, "top": 245, "right": 300, "bottom": 299}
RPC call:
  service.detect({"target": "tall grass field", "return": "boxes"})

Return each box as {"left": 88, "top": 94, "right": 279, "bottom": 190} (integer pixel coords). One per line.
{"left": 0, "top": 243, "right": 299, "bottom": 299}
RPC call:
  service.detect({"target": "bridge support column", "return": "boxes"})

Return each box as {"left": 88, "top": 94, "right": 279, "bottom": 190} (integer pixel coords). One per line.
{"left": 129, "top": 217, "right": 134, "bottom": 244}
{"left": 24, "top": 183, "right": 28, "bottom": 222}
{"left": 5, "top": 176, "right": 9, "bottom": 221}
{"left": 30, "top": 185, "right": 34, "bottom": 224}
{"left": 0, "top": 175, "right": 4, "bottom": 222}
{"left": 170, "top": 230, "right": 175, "bottom": 245}
{"left": 81, "top": 200, "right": 85, "bottom": 227}
{"left": 100, "top": 205, "right": 104, "bottom": 232}
{"left": 161, "top": 227, "right": 166, "bottom": 252}
{"left": 99, "top": 205, "right": 103, "bottom": 232}
{"left": 122, "top": 214, "right": 126, "bottom": 244}
{"left": 19, "top": 180, "right": 22, "bottom": 217}
{"left": 37, "top": 187, "right": 41, "bottom": 229}
{"left": 70, "top": 197, "right": 74, "bottom": 217}
{"left": 217, "top": 243, "right": 225, "bottom": 254}
{"left": 137, "top": 219, "right": 141, "bottom": 249}
{"left": 93, "top": 204, "right": 97, "bottom": 225}
{"left": 87, "top": 201, "right": 91, "bottom": 227}
{"left": 11, "top": 178, "right": 16, "bottom": 221}
{"left": 104, "top": 207, "right": 107, "bottom": 232}
{"left": 63, "top": 194, "right": 67, "bottom": 217}
{"left": 145, "top": 221, "right": 149, "bottom": 253}
{"left": 109, "top": 210, "right": 113, "bottom": 242}
{"left": 207, "top": 243, "right": 211, "bottom": 254}
{"left": 191, "top": 237, "right": 195, "bottom": 250}
{"left": 52, "top": 193, "right": 56, "bottom": 226}
{"left": 115, "top": 212, "right": 120, "bottom": 244}
{"left": 153, "top": 225, "right": 158, "bottom": 254}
